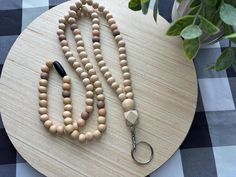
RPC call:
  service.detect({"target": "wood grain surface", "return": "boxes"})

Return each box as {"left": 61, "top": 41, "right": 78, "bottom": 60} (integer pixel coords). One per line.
{"left": 0, "top": 0, "right": 198, "bottom": 176}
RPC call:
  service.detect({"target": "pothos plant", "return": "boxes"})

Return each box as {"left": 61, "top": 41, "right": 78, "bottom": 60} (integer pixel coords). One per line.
{"left": 128, "top": 0, "right": 236, "bottom": 71}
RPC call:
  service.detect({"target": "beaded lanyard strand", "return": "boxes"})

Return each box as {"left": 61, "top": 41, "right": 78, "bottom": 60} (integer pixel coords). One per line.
{"left": 38, "top": 0, "right": 153, "bottom": 165}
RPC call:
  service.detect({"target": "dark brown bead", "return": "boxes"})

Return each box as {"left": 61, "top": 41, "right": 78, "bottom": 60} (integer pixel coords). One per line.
{"left": 59, "top": 34, "right": 66, "bottom": 41}
{"left": 112, "top": 29, "right": 120, "bottom": 37}
{"left": 81, "top": 111, "right": 89, "bottom": 120}
{"left": 97, "top": 101, "right": 105, "bottom": 109}
{"left": 92, "top": 36, "right": 100, "bottom": 43}
{"left": 71, "top": 24, "right": 78, "bottom": 31}
{"left": 40, "top": 72, "right": 49, "bottom": 80}
{"left": 62, "top": 90, "right": 70, "bottom": 98}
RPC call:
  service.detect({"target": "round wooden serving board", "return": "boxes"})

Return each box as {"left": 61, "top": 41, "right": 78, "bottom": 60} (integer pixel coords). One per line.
{"left": 0, "top": 0, "right": 197, "bottom": 176}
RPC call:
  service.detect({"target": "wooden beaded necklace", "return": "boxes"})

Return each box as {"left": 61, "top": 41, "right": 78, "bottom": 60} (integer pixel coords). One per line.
{"left": 38, "top": 0, "right": 153, "bottom": 165}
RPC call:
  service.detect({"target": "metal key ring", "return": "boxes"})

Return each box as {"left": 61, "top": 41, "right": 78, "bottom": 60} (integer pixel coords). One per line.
{"left": 131, "top": 141, "right": 154, "bottom": 165}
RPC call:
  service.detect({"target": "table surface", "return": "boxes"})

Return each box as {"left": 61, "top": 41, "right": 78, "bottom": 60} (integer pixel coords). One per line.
{"left": 0, "top": 0, "right": 236, "bottom": 177}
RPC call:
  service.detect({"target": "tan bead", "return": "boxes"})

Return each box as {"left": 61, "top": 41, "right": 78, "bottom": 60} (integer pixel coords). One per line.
{"left": 91, "top": 12, "right": 98, "bottom": 18}
{"left": 94, "top": 80, "right": 101, "bottom": 88}
{"left": 98, "top": 108, "right": 106, "bottom": 116}
{"left": 63, "top": 111, "right": 72, "bottom": 118}
{"left": 118, "top": 40, "right": 125, "bottom": 47}
{"left": 62, "top": 90, "right": 70, "bottom": 98}
{"left": 126, "top": 92, "right": 134, "bottom": 99}
{"left": 86, "top": 98, "right": 93, "bottom": 106}
{"left": 95, "top": 87, "right": 103, "bottom": 95}
{"left": 39, "top": 93, "right": 47, "bottom": 100}
{"left": 65, "top": 124, "right": 74, "bottom": 133}
{"left": 68, "top": 56, "right": 76, "bottom": 64}
{"left": 95, "top": 54, "right": 103, "bottom": 62}
{"left": 116, "top": 88, "right": 123, "bottom": 95}
{"left": 75, "top": 34, "right": 82, "bottom": 41}
{"left": 86, "top": 84, "right": 94, "bottom": 91}
{"left": 119, "top": 47, "right": 126, "bottom": 54}
{"left": 98, "top": 116, "right": 106, "bottom": 124}
{"left": 80, "top": 72, "right": 88, "bottom": 79}
{"left": 124, "top": 110, "right": 139, "bottom": 126}
{"left": 65, "top": 51, "right": 73, "bottom": 58}
{"left": 77, "top": 118, "right": 86, "bottom": 127}
{"left": 98, "top": 5, "right": 105, "bottom": 12}
{"left": 63, "top": 76, "right": 71, "bottom": 83}
{"left": 97, "top": 101, "right": 105, "bottom": 109}
{"left": 57, "top": 29, "right": 64, "bottom": 35}
{"left": 71, "top": 130, "right": 79, "bottom": 139}
{"left": 78, "top": 133, "right": 86, "bottom": 143}
{"left": 94, "top": 48, "right": 101, "bottom": 55}
{"left": 63, "top": 98, "right": 72, "bottom": 104}
{"left": 88, "top": 69, "right": 96, "bottom": 75}
{"left": 119, "top": 54, "right": 126, "bottom": 60}
{"left": 111, "top": 82, "right": 119, "bottom": 90}
{"left": 85, "top": 63, "right": 93, "bottom": 70}
{"left": 108, "top": 18, "right": 115, "bottom": 25}
{"left": 124, "top": 79, "right": 131, "bottom": 86}
{"left": 39, "top": 100, "right": 47, "bottom": 107}
{"left": 77, "top": 46, "right": 84, "bottom": 53}
{"left": 92, "top": 24, "right": 99, "bottom": 30}
{"left": 39, "top": 79, "right": 48, "bottom": 87}
{"left": 49, "top": 125, "right": 57, "bottom": 134}
{"left": 76, "top": 67, "right": 83, "bottom": 75}
{"left": 93, "top": 42, "right": 100, "bottom": 49}
{"left": 110, "top": 24, "right": 117, "bottom": 31}
{"left": 93, "top": 130, "right": 102, "bottom": 139}
{"left": 124, "top": 86, "right": 132, "bottom": 93}
{"left": 46, "top": 60, "right": 53, "bottom": 68}
{"left": 92, "top": 2, "right": 99, "bottom": 9}
{"left": 40, "top": 72, "right": 49, "bottom": 80}
{"left": 61, "top": 40, "right": 68, "bottom": 47}
{"left": 68, "top": 17, "right": 76, "bottom": 24}
{"left": 73, "top": 61, "right": 80, "bottom": 69}
{"left": 73, "top": 122, "right": 78, "bottom": 129}
{"left": 107, "top": 77, "right": 115, "bottom": 85}
{"left": 120, "top": 60, "right": 127, "bottom": 67}
{"left": 97, "top": 94, "right": 105, "bottom": 101}
{"left": 57, "top": 125, "right": 64, "bottom": 135}
{"left": 39, "top": 107, "right": 47, "bottom": 114}
{"left": 98, "top": 124, "right": 106, "bottom": 132}
{"left": 115, "top": 35, "right": 123, "bottom": 42}
{"left": 79, "top": 51, "right": 87, "bottom": 58}
{"left": 98, "top": 60, "right": 105, "bottom": 67}
{"left": 92, "top": 18, "right": 99, "bottom": 24}
{"left": 62, "top": 46, "right": 69, "bottom": 53}
{"left": 59, "top": 18, "right": 66, "bottom": 24}
{"left": 123, "top": 72, "right": 131, "bottom": 79}
{"left": 81, "top": 58, "right": 89, "bottom": 65}
{"left": 118, "top": 93, "right": 126, "bottom": 102}
{"left": 77, "top": 40, "right": 84, "bottom": 47}
{"left": 75, "top": 1, "right": 82, "bottom": 8}
{"left": 44, "top": 120, "right": 52, "bottom": 129}
{"left": 40, "top": 114, "right": 49, "bottom": 122}
{"left": 85, "top": 131, "right": 93, "bottom": 141}
{"left": 90, "top": 75, "right": 98, "bottom": 83}
{"left": 86, "top": 91, "right": 94, "bottom": 98}
{"left": 104, "top": 71, "right": 112, "bottom": 79}
{"left": 64, "top": 117, "right": 73, "bottom": 125}
{"left": 86, "top": 106, "right": 93, "bottom": 113}
{"left": 62, "top": 83, "right": 71, "bottom": 90}
{"left": 39, "top": 86, "right": 47, "bottom": 93}
{"left": 83, "top": 78, "right": 90, "bottom": 86}
{"left": 122, "top": 66, "right": 129, "bottom": 73}
{"left": 122, "top": 99, "right": 135, "bottom": 111}
{"left": 106, "top": 13, "right": 113, "bottom": 20}
{"left": 100, "top": 66, "right": 108, "bottom": 74}
{"left": 70, "top": 4, "right": 77, "bottom": 11}
{"left": 103, "top": 9, "right": 109, "bottom": 16}
{"left": 64, "top": 14, "right": 69, "bottom": 21}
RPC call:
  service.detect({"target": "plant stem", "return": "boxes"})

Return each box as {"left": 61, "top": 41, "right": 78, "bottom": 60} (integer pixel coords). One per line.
{"left": 193, "top": 3, "right": 202, "bottom": 25}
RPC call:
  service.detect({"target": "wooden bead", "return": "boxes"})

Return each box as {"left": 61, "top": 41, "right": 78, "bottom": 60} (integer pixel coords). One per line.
{"left": 95, "top": 54, "right": 103, "bottom": 62}
{"left": 95, "top": 87, "right": 103, "bottom": 94}
{"left": 120, "top": 60, "right": 127, "bottom": 67}
{"left": 63, "top": 76, "right": 71, "bottom": 83}
{"left": 94, "top": 48, "right": 101, "bottom": 55}
{"left": 71, "top": 130, "right": 79, "bottom": 139}
{"left": 93, "top": 42, "right": 100, "bottom": 49}
{"left": 122, "top": 99, "right": 134, "bottom": 111}
{"left": 46, "top": 60, "right": 53, "bottom": 68}
{"left": 115, "top": 35, "right": 123, "bottom": 42}
{"left": 91, "top": 75, "right": 98, "bottom": 82}
{"left": 97, "top": 116, "right": 106, "bottom": 124}
{"left": 83, "top": 78, "right": 90, "bottom": 86}
{"left": 57, "top": 125, "right": 64, "bottom": 135}
{"left": 98, "top": 5, "right": 105, "bottom": 12}
{"left": 75, "top": 34, "right": 82, "bottom": 41}
{"left": 94, "top": 80, "right": 101, "bottom": 88}
{"left": 79, "top": 51, "right": 87, "bottom": 58}
{"left": 40, "top": 114, "right": 49, "bottom": 122}
{"left": 98, "top": 108, "right": 106, "bottom": 116}
{"left": 103, "top": 9, "right": 109, "bottom": 16}
{"left": 81, "top": 58, "right": 89, "bottom": 65}
{"left": 59, "top": 34, "right": 66, "bottom": 41}
{"left": 104, "top": 71, "right": 112, "bottom": 79}
{"left": 86, "top": 106, "right": 93, "bottom": 113}
{"left": 77, "top": 46, "right": 84, "bottom": 53}
{"left": 73, "top": 62, "right": 80, "bottom": 69}
{"left": 39, "top": 107, "right": 47, "bottom": 114}
{"left": 73, "top": 122, "right": 78, "bottom": 129}
{"left": 49, "top": 125, "right": 57, "bottom": 134}
{"left": 126, "top": 92, "right": 134, "bottom": 99}
{"left": 111, "top": 82, "right": 119, "bottom": 90}
{"left": 118, "top": 93, "right": 126, "bottom": 102}
{"left": 64, "top": 117, "right": 73, "bottom": 125}
{"left": 69, "top": 10, "right": 77, "bottom": 18}
{"left": 68, "top": 57, "right": 76, "bottom": 64}
{"left": 63, "top": 111, "right": 72, "bottom": 118}
{"left": 79, "top": 134, "right": 86, "bottom": 143}
{"left": 92, "top": 18, "right": 99, "bottom": 24}
{"left": 39, "top": 93, "right": 47, "bottom": 100}
{"left": 63, "top": 98, "right": 72, "bottom": 104}
{"left": 86, "top": 98, "right": 93, "bottom": 106}
{"left": 116, "top": 88, "right": 123, "bottom": 95}
{"left": 91, "top": 12, "right": 98, "bottom": 18}
{"left": 75, "top": 1, "right": 82, "bottom": 8}
{"left": 61, "top": 40, "right": 68, "bottom": 47}
{"left": 124, "top": 79, "right": 131, "bottom": 86}
{"left": 92, "top": 36, "right": 100, "bottom": 43}
{"left": 110, "top": 24, "right": 117, "bottom": 31}
{"left": 77, "top": 40, "right": 84, "bottom": 47}
{"left": 39, "top": 100, "right": 47, "bottom": 107}
{"left": 80, "top": 72, "right": 88, "bottom": 79}
{"left": 40, "top": 72, "right": 49, "bottom": 80}
{"left": 63, "top": 83, "right": 71, "bottom": 90}
{"left": 97, "top": 101, "right": 105, "bottom": 109}
{"left": 123, "top": 72, "right": 131, "bottom": 79}
{"left": 62, "top": 46, "right": 69, "bottom": 53}
{"left": 85, "top": 63, "right": 93, "bottom": 70}
{"left": 124, "top": 86, "right": 132, "bottom": 92}
{"left": 62, "top": 90, "right": 70, "bottom": 98}
{"left": 107, "top": 77, "right": 115, "bottom": 85}
{"left": 65, "top": 124, "right": 74, "bottom": 133}
{"left": 57, "top": 29, "right": 64, "bottom": 35}
{"left": 118, "top": 40, "right": 125, "bottom": 47}
{"left": 39, "top": 86, "right": 47, "bottom": 93}
{"left": 113, "top": 29, "right": 120, "bottom": 37}
{"left": 97, "top": 94, "right": 105, "bottom": 101}
{"left": 86, "top": 84, "right": 94, "bottom": 91}
{"left": 39, "top": 79, "right": 48, "bottom": 87}
{"left": 92, "top": 2, "right": 99, "bottom": 9}
{"left": 77, "top": 118, "right": 86, "bottom": 127}
{"left": 98, "top": 124, "right": 106, "bottom": 132}
{"left": 76, "top": 67, "right": 83, "bottom": 75}
{"left": 119, "top": 47, "right": 126, "bottom": 54}
{"left": 88, "top": 68, "right": 96, "bottom": 75}
{"left": 68, "top": 17, "right": 76, "bottom": 24}
{"left": 81, "top": 111, "right": 89, "bottom": 120}
{"left": 93, "top": 130, "right": 102, "bottom": 139}
{"left": 85, "top": 131, "right": 93, "bottom": 141}
{"left": 106, "top": 13, "right": 113, "bottom": 20}
{"left": 44, "top": 120, "right": 53, "bottom": 129}
{"left": 86, "top": 91, "right": 94, "bottom": 98}
{"left": 59, "top": 18, "right": 66, "bottom": 24}
{"left": 70, "top": 4, "right": 77, "bottom": 11}
{"left": 92, "top": 24, "right": 99, "bottom": 30}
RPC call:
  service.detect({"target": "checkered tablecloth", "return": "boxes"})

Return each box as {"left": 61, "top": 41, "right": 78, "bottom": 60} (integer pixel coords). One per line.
{"left": 1, "top": 0, "right": 236, "bottom": 177}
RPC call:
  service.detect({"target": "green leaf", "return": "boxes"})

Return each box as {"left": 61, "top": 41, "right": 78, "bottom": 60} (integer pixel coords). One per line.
{"left": 215, "top": 48, "right": 235, "bottom": 71}
{"left": 224, "top": 33, "right": 236, "bottom": 39}
{"left": 181, "top": 25, "right": 202, "bottom": 39}
{"left": 183, "top": 38, "right": 200, "bottom": 60}
{"left": 220, "top": 3, "right": 236, "bottom": 26}
{"left": 153, "top": 0, "right": 158, "bottom": 22}
{"left": 208, "top": 65, "right": 216, "bottom": 70}
{"left": 200, "top": 16, "right": 220, "bottom": 34}
{"left": 141, "top": 0, "right": 150, "bottom": 15}
{"left": 188, "top": 5, "right": 201, "bottom": 15}
{"left": 223, "top": 24, "right": 236, "bottom": 43}
{"left": 128, "top": 0, "right": 141, "bottom": 11}
{"left": 190, "top": 0, "right": 201, "bottom": 8}
{"left": 203, "top": 0, "right": 217, "bottom": 6}
{"left": 177, "top": 0, "right": 183, "bottom": 3}
{"left": 166, "top": 15, "right": 195, "bottom": 36}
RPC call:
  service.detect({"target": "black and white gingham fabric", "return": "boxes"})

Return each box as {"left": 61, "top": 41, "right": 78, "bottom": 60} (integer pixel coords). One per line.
{"left": 0, "top": 0, "right": 236, "bottom": 176}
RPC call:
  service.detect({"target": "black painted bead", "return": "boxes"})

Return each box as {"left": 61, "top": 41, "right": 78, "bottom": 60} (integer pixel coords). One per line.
{"left": 53, "top": 61, "right": 67, "bottom": 78}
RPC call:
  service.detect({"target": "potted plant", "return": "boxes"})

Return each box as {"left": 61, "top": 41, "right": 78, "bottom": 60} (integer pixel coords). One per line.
{"left": 128, "top": 0, "right": 236, "bottom": 71}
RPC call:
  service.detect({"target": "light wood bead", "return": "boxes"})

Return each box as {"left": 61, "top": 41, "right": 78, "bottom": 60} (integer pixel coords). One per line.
{"left": 110, "top": 24, "right": 117, "bottom": 31}
{"left": 92, "top": 2, "right": 99, "bottom": 8}
{"left": 94, "top": 81, "right": 101, "bottom": 88}
{"left": 97, "top": 94, "right": 105, "bottom": 101}
{"left": 86, "top": 98, "right": 93, "bottom": 106}
{"left": 68, "top": 17, "right": 76, "bottom": 24}
{"left": 65, "top": 51, "right": 73, "bottom": 58}
{"left": 91, "top": 12, "right": 98, "bottom": 18}
{"left": 59, "top": 18, "right": 66, "bottom": 24}
{"left": 107, "top": 77, "right": 115, "bottom": 85}
{"left": 61, "top": 40, "right": 68, "bottom": 47}
{"left": 77, "top": 118, "right": 86, "bottom": 127}
{"left": 94, "top": 48, "right": 101, "bottom": 55}
{"left": 123, "top": 72, "right": 131, "bottom": 79}
{"left": 123, "top": 79, "right": 131, "bottom": 86}
{"left": 86, "top": 91, "right": 94, "bottom": 98}
{"left": 95, "top": 87, "right": 103, "bottom": 94}
{"left": 57, "top": 29, "right": 64, "bottom": 35}
{"left": 76, "top": 67, "right": 83, "bottom": 75}
{"left": 63, "top": 111, "right": 72, "bottom": 118}
{"left": 41, "top": 65, "right": 49, "bottom": 73}
{"left": 88, "top": 68, "right": 96, "bottom": 75}
{"left": 57, "top": 125, "right": 64, "bottom": 135}
{"left": 119, "top": 47, "right": 126, "bottom": 54}
{"left": 90, "top": 75, "right": 98, "bottom": 82}
{"left": 92, "top": 18, "right": 99, "bottom": 24}
{"left": 122, "top": 67, "right": 129, "bottom": 73}
{"left": 86, "top": 106, "right": 93, "bottom": 113}
{"left": 63, "top": 76, "right": 71, "bottom": 83}
{"left": 75, "top": 35, "right": 82, "bottom": 41}
{"left": 116, "top": 88, "right": 123, "bottom": 95}
{"left": 98, "top": 61, "right": 105, "bottom": 68}
{"left": 122, "top": 98, "right": 135, "bottom": 111}
{"left": 64, "top": 104, "right": 72, "bottom": 111}
{"left": 126, "top": 92, "right": 134, "bottom": 99}
{"left": 39, "top": 107, "right": 47, "bottom": 114}
{"left": 98, "top": 116, "right": 106, "bottom": 124}
{"left": 63, "top": 83, "right": 71, "bottom": 90}
{"left": 39, "top": 93, "right": 47, "bottom": 100}
{"left": 98, "top": 124, "right": 106, "bottom": 132}
{"left": 100, "top": 66, "right": 108, "bottom": 74}
{"left": 39, "top": 79, "right": 48, "bottom": 86}
{"left": 78, "top": 134, "right": 86, "bottom": 143}
{"left": 118, "top": 93, "right": 126, "bottom": 102}
{"left": 62, "top": 46, "right": 69, "bottom": 53}
{"left": 46, "top": 60, "right": 53, "bottom": 68}
{"left": 81, "top": 58, "right": 89, "bottom": 65}
{"left": 115, "top": 35, "right": 123, "bottom": 42}
{"left": 103, "top": 9, "right": 109, "bottom": 16}
{"left": 73, "top": 62, "right": 80, "bottom": 69}
{"left": 83, "top": 78, "right": 90, "bottom": 86}
{"left": 98, "top": 5, "right": 105, "bottom": 12}
{"left": 108, "top": 18, "right": 115, "bottom": 25}
{"left": 73, "top": 122, "right": 78, "bottom": 129}
{"left": 92, "top": 24, "right": 99, "bottom": 30}
{"left": 40, "top": 114, "right": 49, "bottom": 122}
{"left": 71, "top": 130, "right": 79, "bottom": 139}
{"left": 39, "top": 86, "right": 47, "bottom": 93}
{"left": 49, "top": 125, "right": 57, "bottom": 134}
{"left": 93, "top": 42, "right": 100, "bottom": 49}
{"left": 77, "top": 40, "right": 84, "bottom": 47}
{"left": 80, "top": 72, "right": 88, "bottom": 79}
{"left": 106, "top": 13, "right": 113, "bottom": 20}
{"left": 111, "top": 82, "right": 119, "bottom": 90}
{"left": 69, "top": 10, "right": 77, "bottom": 18}
{"left": 124, "top": 86, "right": 132, "bottom": 92}
{"left": 79, "top": 51, "right": 87, "bottom": 58}
{"left": 44, "top": 120, "right": 53, "bottom": 129}
{"left": 68, "top": 57, "right": 76, "bottom": 64}
{"left": 85, "top": 131, "right": 93, "bottom": 141}
{"left": 77, "top": 46, "right": 84, "bottom": 53}
{"left": 70, "top": 4, "right": 77, "bottom": 11}
{"left": 85, "top": 63, "right": 93, "bottom": 70}
{"left": 95, "top": 54, "right": 103, "bottom": 62}
{"left": 65, "top": 124, "right": 74, "bottom": 134}
{"left": 93, "top": 130, "right": 102, "bottom": 139}
{"left": 75, "top": 1, "right": 82, "bottom": 8}
{"left": 63, "top": 98, "right": 72, "bottom": 104}
{"left": 59, "top": 23, "right": 66, "bottom": 30}
{"left": 98, "top": 108, "right": 106, "bottom": 116}
{"left": 64, "top": 14, "right": 69, "bottom": 21}
{"left": 104, "top": 71, "right": 112, "bottom": 79}
{"left": 64, "top": 117, "right": 73, "bottom": 125}
{"left": 120, "top": 60, "right": 127, "bottom": 67}
{"left": 118, "top": 40, "right": 125, "bottom": 47}
{"left": 86, "top": 84, "right": 94, "bottom": 91}
{"left": 39, "top": 100, "right": 47, "bottom": 107}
